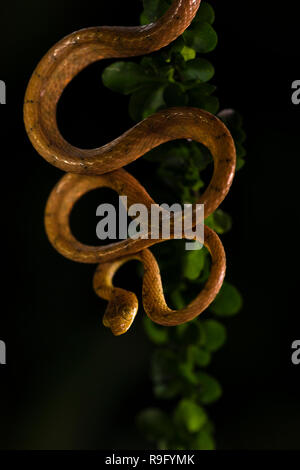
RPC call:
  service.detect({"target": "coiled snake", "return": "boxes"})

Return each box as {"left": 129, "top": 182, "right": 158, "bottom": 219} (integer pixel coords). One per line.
{"left": 24, "top": 0, "right": 236, "bottom": 336}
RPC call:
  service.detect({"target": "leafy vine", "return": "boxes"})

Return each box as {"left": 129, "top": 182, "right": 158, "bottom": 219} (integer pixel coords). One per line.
{"left": 102, "top": 0, "right": 246, "bottom": 450}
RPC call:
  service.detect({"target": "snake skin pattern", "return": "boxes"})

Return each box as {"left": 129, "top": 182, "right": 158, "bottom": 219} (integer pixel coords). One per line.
{"left": 24, "top": 0, "right": 236, "bottom": 335}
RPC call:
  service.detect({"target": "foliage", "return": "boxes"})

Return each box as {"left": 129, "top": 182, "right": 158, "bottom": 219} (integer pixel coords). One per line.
{"left": 102, "top": 0, "right": 245, "bottom": 450}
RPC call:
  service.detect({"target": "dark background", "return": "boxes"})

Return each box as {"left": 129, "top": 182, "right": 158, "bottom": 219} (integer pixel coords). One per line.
{"left": 0, "top": 0, "right": 299, "bottom": 450}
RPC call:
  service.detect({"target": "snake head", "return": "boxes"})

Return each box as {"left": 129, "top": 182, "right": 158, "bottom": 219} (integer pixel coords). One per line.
{"left": 102, "top": 287, "right": 139, "bottom": 336}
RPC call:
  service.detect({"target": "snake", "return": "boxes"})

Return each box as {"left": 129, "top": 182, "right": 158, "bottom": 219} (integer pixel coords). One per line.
{"left": 24, "top": 0, "right": 236, "bottom": 336}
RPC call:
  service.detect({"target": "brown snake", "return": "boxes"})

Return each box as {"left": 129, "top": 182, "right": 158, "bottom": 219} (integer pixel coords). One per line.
{"left": 24, "top": 0, "right": 236, "bottom": 336}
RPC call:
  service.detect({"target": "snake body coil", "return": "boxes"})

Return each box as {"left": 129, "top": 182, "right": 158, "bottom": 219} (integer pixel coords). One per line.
{"left": 24, "top": 0, "right": 236, "bottom": 336}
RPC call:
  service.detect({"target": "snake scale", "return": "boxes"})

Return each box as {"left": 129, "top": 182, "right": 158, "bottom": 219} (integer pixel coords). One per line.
{"left": 24, "top": 0, "right": 236, "bottom": 336}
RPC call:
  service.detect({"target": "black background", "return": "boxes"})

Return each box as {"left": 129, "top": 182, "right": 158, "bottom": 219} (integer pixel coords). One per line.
{"left": 0, "top": 0, "right": 299, "bottom": 450}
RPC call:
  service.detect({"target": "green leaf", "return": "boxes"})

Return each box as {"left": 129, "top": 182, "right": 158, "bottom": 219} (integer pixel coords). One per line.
{"left": 102, "top": 62, "right": 152, "bottom": 95}
{"left": 140, "top": 11, "right": 149, "bottom": 25}
{"left": 140, "top": 56, "right": 171, "bottom": 76}
{"left": 197, "top": 372, "right": 222, "bottom": 404}
{"left": 142, "top": 0, "right": 170, "bottom": 22}
{"left": 188, "top": 142, "right": 212, "bottom": 171}
{"left": 184, "top": 22, "right": 218, "bottom": 53}
{"left": 180, "top": 58, "right": 215, "bottom": 82}
{"left": 235, "top": 141, "right": 246, "bottom": 158}
{"left": 137, "top": 408, "right": 173, "bottom": 441}
{"left": 178, "top": 361, "right": 199, "bottom": 385}
{"left": 174, "top": 399, "right": 207, "bottom": 433}
{"left": 169, "top": 36, "right": 185, "bottom": 55}
{"left": 187, "top": 345, "right": 211, "bottom": 367}
{"left": 196, "top": 248, "right": 211, "bottom": 283}
{"left": 188, "top": 92, "right": 219, "bottom": 114}
{"left": 194, "top": 2, "right": 215, "bottom": 25}
{"left": 170, "top": 290, "right": 186, "bottom": 310}
{"left": 236, "top": 157, "right": 245, "bottom": 171}
{"left": 233, "top": 127, "right": 247, "bottom": 144}
{"left": 183, "top": 243, "right": 205, "bottom": 280}
{"left": 190, "top": 430, "right": 215, "bottom": 450}
{"left": 202, "top": 319, "right": 227, "bottom": 352}
{"left": 151, "top": 349, "right": 176, "bottom": 382}
{"left": 129, "top": 84, "right": 166, "bottom": 121}
{"left": 164, "top": 83, "right": 188, "bottom": 106}
{"left": 151, "top": 349, "right": 182, "bottom": 399}
{"left": 180, "top": 46, "right": 196, "bottom": 61}
{"left": 185, "top": 82, "right": 216, "bottom": 95}
{"left": 144, "top": 141, "right": 189, "bottom": 162}
{"left": 143, "top": 317, "right": 169, "bottom": 344}
{"left": 175, "top": 321, "right": 202, "bottom": 345}
{"left": 154, "top": 381, "right": 182, "bottom": 399}
{"left": 210, "top": 281, "right": 243, "bottom": 316}
{"left": 218, "top": 110, "right": 247, "bottom": 164}
{"left": 205, "top": 209, "right": 232, "bottom": 234}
